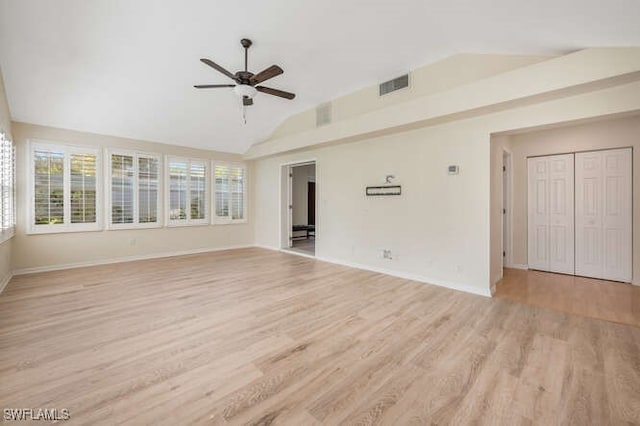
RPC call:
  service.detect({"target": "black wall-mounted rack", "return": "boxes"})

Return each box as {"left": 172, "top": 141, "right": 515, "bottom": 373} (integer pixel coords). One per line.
{"left": 365, "top": 185, "right": 402, "bottom": 196}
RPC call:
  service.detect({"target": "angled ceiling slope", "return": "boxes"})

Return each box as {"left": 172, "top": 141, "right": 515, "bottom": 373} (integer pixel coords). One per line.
{"left": 1, "top": 0, "right": 639, "bottom": 153}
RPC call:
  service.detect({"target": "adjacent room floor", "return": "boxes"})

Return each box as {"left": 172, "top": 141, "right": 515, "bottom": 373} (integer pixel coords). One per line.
{"left": 1, "top": 248, "right": 638, "bottom": 424}
{"left": 288, "top": 238, "right": 315, "bottom": 256}
{"left": 495, "top": 268, "right": 640, "bottom": 328}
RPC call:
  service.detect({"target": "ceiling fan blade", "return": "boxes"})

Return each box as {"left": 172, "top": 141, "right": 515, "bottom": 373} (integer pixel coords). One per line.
{"left": 194, "top": 84, "right": 236, "bottom": 89}
{"left": 256, "top": 86, "right": 295, "bottom": 100}
{"left": 250, "top": 65, "right": 283, "bottom": 84}
{"left": 200, "top": 58, "right": 237, "bottom": 81}
{"left": 243, "top": 96, "right": 254, "bottom": 106}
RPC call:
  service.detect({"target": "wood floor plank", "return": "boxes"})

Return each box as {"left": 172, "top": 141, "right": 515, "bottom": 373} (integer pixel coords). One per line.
{"left": 0, "top": 247, "right": 638, "bottom": 425}
{"left": 496, "top": 267, "right": 640, "bottom": 327}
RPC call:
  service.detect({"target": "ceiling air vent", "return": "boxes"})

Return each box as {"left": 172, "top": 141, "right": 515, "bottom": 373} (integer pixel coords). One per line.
{"left": 379, "top": 74, "right": 409, "bottom": 96}
{"left": 316, "top": 102, "right": 332, "bottom": 127}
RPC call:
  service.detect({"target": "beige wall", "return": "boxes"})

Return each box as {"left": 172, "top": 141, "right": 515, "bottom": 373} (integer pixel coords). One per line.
{"left": 0, "top": 66, "right": 13, "bottom": 290}
{"left": 292, "top": 164, "right": 315, "bottom": 226}
{"left": 506, "top": 114, "right": 640, "bottom": 284}
{"left": 11, "top": 122, "right": 254, "bottom": 272}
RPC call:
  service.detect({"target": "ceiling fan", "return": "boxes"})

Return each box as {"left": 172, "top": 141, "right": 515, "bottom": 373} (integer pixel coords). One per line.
{"left": 194, "top": 38, "right": 295, "bottom": 108}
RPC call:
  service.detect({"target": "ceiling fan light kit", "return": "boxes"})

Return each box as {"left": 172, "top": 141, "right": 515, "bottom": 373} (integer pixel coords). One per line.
{"left": 194, "top": 38, "right": 296, "bottom": 123}
{"left": 234, "top": 84, "right": 257, "bottom": 99}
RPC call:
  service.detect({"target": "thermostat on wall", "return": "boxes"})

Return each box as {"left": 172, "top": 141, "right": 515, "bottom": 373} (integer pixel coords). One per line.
{"left": 448, "top": 165, "right": 459, "bottom": 175}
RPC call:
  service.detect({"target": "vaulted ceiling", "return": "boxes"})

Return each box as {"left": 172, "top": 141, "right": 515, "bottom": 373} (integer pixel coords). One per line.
{"left": 1, "top": 0, "right": 639, "bottom": 153}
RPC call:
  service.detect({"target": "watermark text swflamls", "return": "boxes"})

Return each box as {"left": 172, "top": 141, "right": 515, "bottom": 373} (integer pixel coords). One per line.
{"left": 3, "top": 408, "right": 70, "bottom": 422}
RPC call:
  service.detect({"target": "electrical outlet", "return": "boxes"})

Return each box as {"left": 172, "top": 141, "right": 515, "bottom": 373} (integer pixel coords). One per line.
{"left": 383, "top": 249, "right": 393, "bottom": 260}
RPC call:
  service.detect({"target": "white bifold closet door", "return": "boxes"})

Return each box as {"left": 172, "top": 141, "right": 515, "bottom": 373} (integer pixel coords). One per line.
{"left": 575, "top": 148, "right": 632, "bottom": 282}
{"left": 528, "top": 154, "right": 575, "bottom": 274}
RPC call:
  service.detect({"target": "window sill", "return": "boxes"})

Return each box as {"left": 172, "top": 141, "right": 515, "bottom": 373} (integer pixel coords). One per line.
{"left": 213, "top": 219, "right": 248, "bottom": 225}
{"left": 27, "top": 226, "right": 103, "bottom": 235}
{"left": 166, "top": 220, "right": 211, "bottom": 228}
{"left": 108, "top": 223, "right": 163, "bottom": 231}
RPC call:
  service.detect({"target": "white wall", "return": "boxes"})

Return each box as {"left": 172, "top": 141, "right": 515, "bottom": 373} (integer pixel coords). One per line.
{"left": 250, "top": 48, "right": 640, "bottom": 297}
{"left": 292, "top": 164, "right": 315, "bottom": 226}
{"left": 11, "top": 122, "right": 254, "bottom": 273}
{"left": 255, "top": 77, "right": 640, "bottom": 297}
{"left": 506, "top": 114, "right": 640, "bottom": 284}
{"left": 0, "top": 66, "right": 13, "bottom": 290}
{"left": 256, "top": 120, "right": 493, "bottom": 296}
{"left": 6, "top": 48, "right": 640, "bottom": 296}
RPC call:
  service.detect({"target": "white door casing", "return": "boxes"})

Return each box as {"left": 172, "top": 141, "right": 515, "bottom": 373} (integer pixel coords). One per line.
{"left": 575, "top": 148, "right": 632, "bottom": 282}
{"left": 287, "top": 166, "right": 293, "bottom": 248}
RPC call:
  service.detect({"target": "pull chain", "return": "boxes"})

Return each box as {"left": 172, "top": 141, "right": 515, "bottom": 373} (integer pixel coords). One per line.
{"left": 242, "top": 103, "right": 247, "bottom": 125}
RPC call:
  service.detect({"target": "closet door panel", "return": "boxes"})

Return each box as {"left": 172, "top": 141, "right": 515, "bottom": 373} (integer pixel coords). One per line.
{"left": 528, "top": 154, "right": 574, "bottom": 273}
{"left": 528, "top": 157, "right": 550, "bottom": 271}
{"left": 602, "top": 149, "right": 632, "bottom": 281}
{"left": 575, "top": 148, "right": 632, "bottom": 282}
{"left": 548, "top": 154, "right": 575, "bottom": 274}
{"left": 575, "top": 151, "right": 604, "bottom": 278}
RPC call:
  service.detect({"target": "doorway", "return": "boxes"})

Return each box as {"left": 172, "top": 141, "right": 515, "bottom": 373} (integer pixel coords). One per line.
{"left": 281, "top": 161, "right": 316, "bottom": 256}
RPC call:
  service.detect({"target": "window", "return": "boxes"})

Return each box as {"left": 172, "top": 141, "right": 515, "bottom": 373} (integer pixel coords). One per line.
{"left": 0, "top": 132, "right": 15, "bottom": 241}
{"left": 167, "top": 157, "right": 208, "bottom": 225}
{"left": 29, "top": 141, "right": 101, "bottom": 233}
{"left": 109, "top": 151, "right": 161, "bottom": 228}
{"left": 214, "top": 163, "right": 246, "bottom": 223}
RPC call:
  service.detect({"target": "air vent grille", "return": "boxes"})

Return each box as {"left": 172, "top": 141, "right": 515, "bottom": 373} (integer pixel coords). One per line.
{"left": 316, "top": 102, "right": 332, "bottom": 127}
{"left": 379, "top": 74, "right": 409, "bottom": 96}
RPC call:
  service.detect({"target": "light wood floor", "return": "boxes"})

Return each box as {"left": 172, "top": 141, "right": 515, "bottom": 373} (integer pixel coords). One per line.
{"left": 496, "top": 268, "right": 640, "bottom": 328}
{"left": 1, "top": 248, "right": 639, "bottom": 425}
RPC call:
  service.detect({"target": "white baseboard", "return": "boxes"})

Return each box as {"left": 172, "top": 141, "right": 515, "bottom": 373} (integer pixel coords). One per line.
{"left": 490, "top": 271, "right": 502, "bottom": 296}
{"left": 0, "top": 271, "right": 12, "bottom": 294}
{"left": 508, "top": 263, "right": 529, "bottom": 270}
{"left": 317, "top": 255, "right": 492, "bottom": 298}
{"left": 255, "top": 244, "right": 491, "bottom": 297}
{"left": 13, "top": 245, "right": 254, "bottom": 275}
{"left": 12, "top": 243, "right": 492, "bottom": 298}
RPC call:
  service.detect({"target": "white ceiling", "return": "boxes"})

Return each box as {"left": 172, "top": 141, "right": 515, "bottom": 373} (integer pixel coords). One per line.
{"left": 1, "top": 0, "right": 639, "bottom": 153}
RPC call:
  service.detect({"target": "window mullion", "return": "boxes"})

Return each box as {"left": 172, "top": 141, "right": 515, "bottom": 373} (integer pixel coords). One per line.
{"left": 133, "top": 154, "right": 139, "bottom": 225}
{"left": 63, "top": 153, "right": 71, "bottom": 227}
{"left": 186, "top": 160, "right": 191, "bottom": 222}
{"left": 227, "top": 173, "right": 232, "bottom": 220}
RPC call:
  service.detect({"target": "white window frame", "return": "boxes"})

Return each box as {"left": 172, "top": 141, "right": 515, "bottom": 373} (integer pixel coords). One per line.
{"left": 212, "top": 161, "right": 248, "bottom": 225}
{"left": 106, "top": 149, "right": 163, "bottom": 230}
{"left": 28, "top": 139, "right": 103, "bottom": 234}
{"left": 165, "top": 156, "right": 209, "bottom": 227}
{"left": 0, "top": 131, "right": 15, "bottom": 244}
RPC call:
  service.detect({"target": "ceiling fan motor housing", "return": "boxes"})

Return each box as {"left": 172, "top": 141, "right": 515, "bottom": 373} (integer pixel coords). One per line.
{"left": 235, "top": 71, "right": 255, "bottom": 85}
